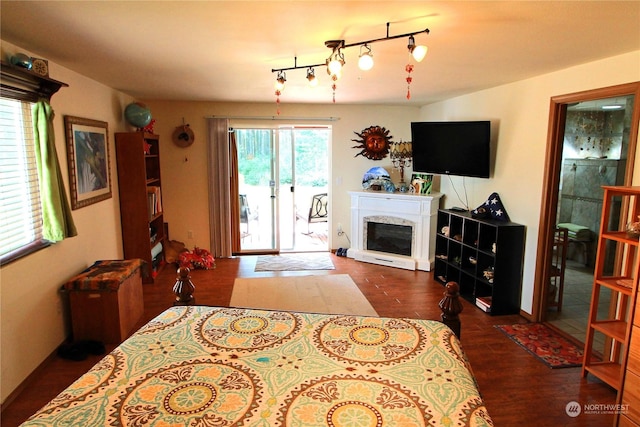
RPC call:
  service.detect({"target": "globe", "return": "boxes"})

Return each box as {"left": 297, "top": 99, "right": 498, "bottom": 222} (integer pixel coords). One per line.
{"left": 124, "top": 102, "right": 152, "bottom": 128}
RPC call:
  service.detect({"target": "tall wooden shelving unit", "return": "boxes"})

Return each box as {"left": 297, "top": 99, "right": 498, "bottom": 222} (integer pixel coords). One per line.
{"left": 115, "top": 132, "right": 165, "bottom": 284}
{"left": 582, "top": 186, "right": 640, "bottom": 426}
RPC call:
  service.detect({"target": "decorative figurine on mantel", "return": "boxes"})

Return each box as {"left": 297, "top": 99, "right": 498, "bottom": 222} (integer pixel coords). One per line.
{"left": 390, "top": 140, "right": 412, "bottom": 192}
{"left": 173, "top": 267, "right": 196, "bottom": 306}
{"left": 362, "top": 166, "right": 394, "bottom": 192}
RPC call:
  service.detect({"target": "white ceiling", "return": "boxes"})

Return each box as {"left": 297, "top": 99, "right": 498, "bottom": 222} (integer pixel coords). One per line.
{"left": 1, "top": 1, "right": 639, "bottom": 106}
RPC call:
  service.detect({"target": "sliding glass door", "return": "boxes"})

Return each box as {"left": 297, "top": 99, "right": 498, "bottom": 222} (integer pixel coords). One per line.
{"left": 280, "top": 127, "right": 330, "bottom": 252}
{"left": 235, "top": 129, "right": 278, "bottom": 253}
{"left": 235, "top": 126, "right": 330, "bottom": 253}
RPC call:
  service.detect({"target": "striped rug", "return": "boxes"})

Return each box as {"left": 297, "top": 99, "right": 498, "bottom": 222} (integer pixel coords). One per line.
{"left": 254, "top": 252, "right": 335, "bottom": 271}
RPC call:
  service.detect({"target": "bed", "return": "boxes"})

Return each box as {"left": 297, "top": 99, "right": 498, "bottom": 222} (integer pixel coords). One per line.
{"left": 21, "top": 303, "right": 492, "bottom": 426}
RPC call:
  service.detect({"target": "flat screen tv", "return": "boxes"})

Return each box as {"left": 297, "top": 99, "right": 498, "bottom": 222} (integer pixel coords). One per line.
{"left": 411, "top": 121, "right": 491, "bottom": 178}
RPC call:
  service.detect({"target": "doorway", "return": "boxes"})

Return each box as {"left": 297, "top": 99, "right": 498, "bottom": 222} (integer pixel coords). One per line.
{"left": 534, "top": 82, "right": 640, "bottom": 344}
{"left": 235, "top": 126, "right": 330, "bottom": 254}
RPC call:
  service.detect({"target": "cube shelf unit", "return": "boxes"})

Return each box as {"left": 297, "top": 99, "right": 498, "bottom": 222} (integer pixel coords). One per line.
{"left": 434, "top": 209, "right": 525, "bottom": 315}
{"left": 115, "top": 132, "right": 165, "bottom": 283}
{"left": 580, "top": 186, "right": 640, "bottom": 427}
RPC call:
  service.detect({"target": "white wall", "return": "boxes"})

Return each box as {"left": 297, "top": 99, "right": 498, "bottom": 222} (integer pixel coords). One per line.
{"left": 419, "top": 50, "right": 640, "bottom": 314}
{"left": 0, "top": 41, "right": 134, "bottom": 403}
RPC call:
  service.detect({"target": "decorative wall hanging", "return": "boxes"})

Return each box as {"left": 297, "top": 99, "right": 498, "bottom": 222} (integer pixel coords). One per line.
{"left": 64, "top": 116, "right": 111, "bottom": 209}
{"left": 172, "top": 120, "right": 195, "bottom": 148}
{"left": 352, "top": 125, "right": 393, "bottom": 160}
{"left": 405, "top": 64, "right": 414, "bottom": 99}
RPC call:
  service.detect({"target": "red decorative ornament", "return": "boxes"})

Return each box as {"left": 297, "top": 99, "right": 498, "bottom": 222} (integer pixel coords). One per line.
{"left": 143, "top": 118, "right": 156, "bottom": 134}
{"left": 178, "top": 247, "right": 215, "bottom": 270}
{"left": 405, "top": 64, "right": 414, "bottom": 100}
{"left": 275, "top": 89, "right": 282, "bottom": 115}
{"left": 331, "top": 74, "right": 338, "bottom": 103}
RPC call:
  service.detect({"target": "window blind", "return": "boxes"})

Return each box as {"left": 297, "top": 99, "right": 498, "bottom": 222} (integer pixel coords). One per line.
{"left": 0, "top": 98, "right": 43, "bottom": 258}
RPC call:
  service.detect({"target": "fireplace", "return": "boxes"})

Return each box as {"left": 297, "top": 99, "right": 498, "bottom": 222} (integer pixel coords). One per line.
{"left": 364, "top": 217, "right": 413, "bottom": 257}
{"left": 347, "top": 191, "right": 442, "bottom": 271}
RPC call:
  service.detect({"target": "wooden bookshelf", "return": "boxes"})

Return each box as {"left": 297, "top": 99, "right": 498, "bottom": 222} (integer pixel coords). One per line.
{"left": 115, "top": 132, "right": 165, "bottom": 283}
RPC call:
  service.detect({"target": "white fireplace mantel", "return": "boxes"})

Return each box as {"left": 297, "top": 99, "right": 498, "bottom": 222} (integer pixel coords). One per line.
{"left": 347, "top": 190, "right": 442, "bottom": 271}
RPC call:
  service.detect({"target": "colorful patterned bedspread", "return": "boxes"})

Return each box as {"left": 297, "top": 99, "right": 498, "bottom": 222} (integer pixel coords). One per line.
{"left": 22, "top": 306, "right": 493, "bottom": 426}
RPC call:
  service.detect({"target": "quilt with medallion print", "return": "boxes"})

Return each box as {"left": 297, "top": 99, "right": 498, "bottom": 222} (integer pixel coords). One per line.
{"left": 22, "top": 306, "right": 493, "bottom": 426}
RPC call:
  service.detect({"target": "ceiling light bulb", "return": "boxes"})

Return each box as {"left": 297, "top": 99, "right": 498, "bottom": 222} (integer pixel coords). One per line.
{"left": 412, "top": 45, "right": 428, "bottom": 62}
{"left": 358, "top": 53, "right": 373, "bottom": 71}
{"left": 358, "top": 45, "right": 374, "bottom": 71}
{"left": 328, "top": 58, "right": 343, "bottom": 75}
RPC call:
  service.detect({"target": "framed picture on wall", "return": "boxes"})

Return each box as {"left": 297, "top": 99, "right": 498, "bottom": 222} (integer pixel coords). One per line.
{"left": 410, "top": 173, "right": 433, "bottom": 195}
{"left": 64, "top": 116, "right": 111, "bottom": 209}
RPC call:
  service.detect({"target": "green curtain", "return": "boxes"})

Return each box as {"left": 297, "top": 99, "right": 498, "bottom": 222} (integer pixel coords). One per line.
{"left": 32, "top": 100, "right": 77, "bottom": 242}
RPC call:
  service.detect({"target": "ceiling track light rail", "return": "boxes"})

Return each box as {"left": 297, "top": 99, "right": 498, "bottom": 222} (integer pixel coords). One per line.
{"left": 270, "top": 23, "right": 430, "bottom": 74}
{"left": 270, "top": 21, "right": 429, "bottom": 109}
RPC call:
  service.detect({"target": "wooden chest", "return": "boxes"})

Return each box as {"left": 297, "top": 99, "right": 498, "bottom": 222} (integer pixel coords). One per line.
{"left": 64, "top": 260, "right": 145, "bottom": 344}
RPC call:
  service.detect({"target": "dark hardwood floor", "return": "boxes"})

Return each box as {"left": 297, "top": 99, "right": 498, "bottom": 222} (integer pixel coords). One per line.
{"left": 1, "top": 254, "right": 616, "bottom": 426}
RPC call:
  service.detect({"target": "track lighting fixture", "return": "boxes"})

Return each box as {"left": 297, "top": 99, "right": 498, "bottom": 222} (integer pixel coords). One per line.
{"left": 271, "top": 21, "right": 430, "bottom": 104}
{"left": 274, "top": 70, "right": 286, "bottom": 115}
{"left": 274, "top": 71, "right": 286, "bottom": 91}
{"left": 358, "top": 44, "right": 374, "bottom": 71}
{"left": 306, "top": 67, "right": 318, "bottom": 86}
{"left": 407, "top": 35, "right": 428, "bottom": 62}
{"left": 325, "top": 40, "right": 345, "bottom": 78}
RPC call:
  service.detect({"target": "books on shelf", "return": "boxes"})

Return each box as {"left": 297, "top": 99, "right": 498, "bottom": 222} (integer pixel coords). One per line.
{"left": 475, "top": 296, "right": 492, "bottom": 313}
{"left": 147, "top": 186, "right": 162, "bottom": 219}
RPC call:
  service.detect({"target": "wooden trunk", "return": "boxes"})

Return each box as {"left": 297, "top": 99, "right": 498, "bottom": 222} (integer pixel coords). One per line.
{"left": 65, "top": 260, "right": 144, "bottom": 344}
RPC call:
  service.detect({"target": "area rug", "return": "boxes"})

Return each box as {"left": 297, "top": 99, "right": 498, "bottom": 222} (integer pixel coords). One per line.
{"left": 495, "top": 323, "right": 583, "bottom": 368}
{"left": 254, "top": 252, "right": 335, "bottom": 271}
{"left": 230, "top": 274, "right": 378, "bottom": 316}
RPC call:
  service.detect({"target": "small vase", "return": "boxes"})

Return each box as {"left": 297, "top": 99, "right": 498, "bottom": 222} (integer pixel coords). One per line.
{"left": 626, "top": 215, "right": 640, "bottom": 238}
{"left": 11, "top": 53, "right": 32, "bottom": 69}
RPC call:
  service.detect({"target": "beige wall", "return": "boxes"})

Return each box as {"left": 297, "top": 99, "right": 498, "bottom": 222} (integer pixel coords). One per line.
{"left": 2, "top": 35, "right": 639, "bottom": 407}
{"left": 0, "top": 41, "right": 135, "bottom": 403}
{"left": 419, "top": 50, "right": 640, "bottom": 314}
{"left": 143, "top": 102, "right": 421, "bottom": 251}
